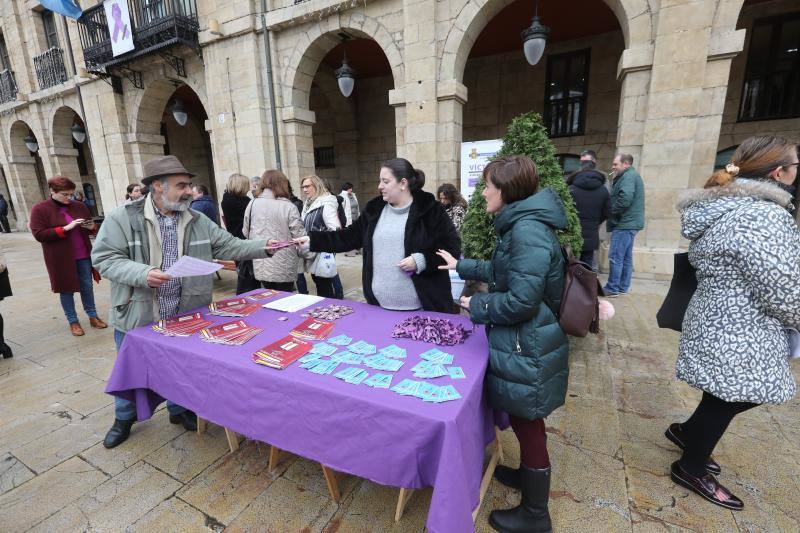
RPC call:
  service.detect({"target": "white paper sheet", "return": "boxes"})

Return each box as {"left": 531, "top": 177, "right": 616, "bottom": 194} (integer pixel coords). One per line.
{"left": 262, "top": 294, "right": 324, "bottom": 313}
{"left": 165, "top": 256, "right": 223, "bottom": 277}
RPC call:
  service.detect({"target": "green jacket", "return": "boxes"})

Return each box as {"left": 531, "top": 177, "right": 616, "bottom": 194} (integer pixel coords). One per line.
{"left": 607, "top": 166, "right": 645, "bottom": 231}
{"left": 91, "top": 197, "right": 269, "bottom": 333}
{"left": 457, "top": 188, "right": 569, "bottom": 420}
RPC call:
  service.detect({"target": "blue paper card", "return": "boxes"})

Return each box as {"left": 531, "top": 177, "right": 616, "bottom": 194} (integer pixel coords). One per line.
{"left": 298, "top": 353, "right": 323, "bottom": 364}
{"left": 364, "top": 373, "right": 393, "bottom": 388}
{"left": 447, "top": 366, "right": 466, "bottom": 379}
{"left": 348, "top": 340, "right": 378, "bottom": 355}
{"left": 328, "top": 334, "right": 353, "bottom": 346}
{"left": 309, "top": 342, "right": 337, "bottom": 356}
{"left": 379, "top": 344, "right": 407, "bottom": 359}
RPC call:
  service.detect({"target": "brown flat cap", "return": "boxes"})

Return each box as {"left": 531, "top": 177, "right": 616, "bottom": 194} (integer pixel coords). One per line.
{"left": 142, "top": 155, "right": 195, "bottom": 184}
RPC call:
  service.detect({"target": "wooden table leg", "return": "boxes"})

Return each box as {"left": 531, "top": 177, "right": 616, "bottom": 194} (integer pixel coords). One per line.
{"left": 394, "top": 487, "right": 414, "bottom": 522}
{"left": 472, "top": 434, "right": 502, "bottom": 522}
{"left": 268, "top": 446, "right": 282, "bottom": 471}
{"left": 321, "top": 465, "right": 341, "bottom": 502}
{"left": 225, "top": 428, "right": 240, "bottom": 453}
{"left": 196, "top": 417, "right": 207, "bottom": 435}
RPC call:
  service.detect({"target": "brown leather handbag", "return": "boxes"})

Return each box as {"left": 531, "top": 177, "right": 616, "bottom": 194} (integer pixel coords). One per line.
{"left": 546, "top": 247, "right": 602, "bottom": 337}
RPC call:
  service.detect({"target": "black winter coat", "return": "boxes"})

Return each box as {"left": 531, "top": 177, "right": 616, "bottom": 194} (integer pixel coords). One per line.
{"left": 220, "top": 192, "right": 251, "bottom": 239}
{"left": 568, "top": 170, "right": 610, "bottom": 251}
{"left": 309, "top": 189, "right": 461, "bottom": 313}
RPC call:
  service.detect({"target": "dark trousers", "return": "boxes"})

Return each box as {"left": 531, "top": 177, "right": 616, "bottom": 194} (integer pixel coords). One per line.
{"left": 235, "top": 261, "right": 261, "bottom": 295}
{"left": 0, "top": 215, "right": 10, "bottom": 233}
{"left": 332, "top": 274, "right": 344, "bottom": 299}
{"left": 679, "top": 391, "right": 758, "bottom": 476}
{"left": 310, "top": 275, "right": 335, "bottom": 298}
{"left": 579, "top": 249, "right": 595, "bottom": 268}
{"left": 296, "top": 273, "right": 308, "bottom": 294}
{"left": 261, "top": 281, "right": 295, "bottom": 292}
{"left": 509, "top": 415, "right": 550, "bottom": 469}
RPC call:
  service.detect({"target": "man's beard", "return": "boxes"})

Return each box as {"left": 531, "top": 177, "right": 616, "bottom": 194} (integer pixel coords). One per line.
{"left": 161, "top": 191, "right": 192, "bottom": 212}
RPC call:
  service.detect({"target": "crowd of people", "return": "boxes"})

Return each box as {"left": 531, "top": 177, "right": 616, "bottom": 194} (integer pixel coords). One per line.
{"left": 4, "top": 133, "right": 798, "bottom": 530}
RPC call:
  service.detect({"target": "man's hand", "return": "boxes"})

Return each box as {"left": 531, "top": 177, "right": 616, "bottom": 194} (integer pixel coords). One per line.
{"left": 459, "top": 296, "right": 471, "bottom": 310}
{"left": 147, "top": 269, "right": 172, "bottom": 288}
{"left": 63, "top": 218, "right": 85, "bottom": 232}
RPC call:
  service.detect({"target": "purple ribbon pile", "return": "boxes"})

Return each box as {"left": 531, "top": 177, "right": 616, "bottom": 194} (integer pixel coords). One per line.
{"left": 392, "top": 316, "right": 472, "bottom": 346}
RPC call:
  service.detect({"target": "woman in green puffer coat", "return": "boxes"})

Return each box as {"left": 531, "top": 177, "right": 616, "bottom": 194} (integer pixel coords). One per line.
{"left": 438, "top": 155, "right": 568, "bottom": 533}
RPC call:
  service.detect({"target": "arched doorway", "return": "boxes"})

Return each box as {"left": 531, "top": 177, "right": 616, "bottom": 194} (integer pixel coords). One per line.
{"left": 460, "top": 0, "right": 625, "bottom": 171}
{"left": 132, "top": 80, "right": 216, "bottom": 205}
{"left": 309, "top": 37, "right": 397, "bottom": 203}
{"left": 7, "top": 120, "right": 47, "bottom": 224}
{"left": 51, "top": 106, "right": 103, "bottom": 216}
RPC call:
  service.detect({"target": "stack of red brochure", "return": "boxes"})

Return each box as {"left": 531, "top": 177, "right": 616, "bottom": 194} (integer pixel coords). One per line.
{"left": 199, "top": 320, "right": 263, "bottom": 345}
{"left": 252, "top": 335, "right": 312, "bottom": 369}
{"left": 152, "top": 312, "right": 214, "bottom": 337}
{"left": 209, "top": 297, "right": 261, "bottom": 317}
{"left": 290, "top": 317, "right": 335, "bottom": 341}
{"left": 246, "top": 289, "right": 279, "bottom": 302}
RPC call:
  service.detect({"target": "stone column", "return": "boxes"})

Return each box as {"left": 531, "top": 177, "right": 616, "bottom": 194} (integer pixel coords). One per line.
{"left": 6, "top": 156, "right": 43, "bottom": 228}
{"left": 436, "top": 80, "right": 468, "bottom": 189}
{"left": 280, "top": 106, "right": 316, "bottom": 192}
{"left": 47, "top": 147, "right": 82, "bottom": 182}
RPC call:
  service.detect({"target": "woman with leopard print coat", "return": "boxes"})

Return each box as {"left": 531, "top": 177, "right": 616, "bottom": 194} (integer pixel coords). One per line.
{"left": 664, "top": 136, "right": 800, "bottom": 511}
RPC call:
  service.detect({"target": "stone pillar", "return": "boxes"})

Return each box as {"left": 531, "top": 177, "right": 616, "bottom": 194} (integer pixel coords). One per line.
{"left": 436, "top": 80, "right": 467, "bottom": 189}
{"left": 47, "top": 147, "right": 82, "bottom": 182}
{"left": 280, "top": 106, "right": 316, "bottom": 191}
{"left": 401, "top": 0, "right": 439, "bottom": 191}
{"left": 6, "top": 156, "right": 43, "bottom": 228}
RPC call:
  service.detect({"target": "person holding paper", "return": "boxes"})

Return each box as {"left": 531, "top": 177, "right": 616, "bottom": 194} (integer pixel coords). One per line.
{"left": 295, "top": 158, "right": 460, "bottom": 313}
{"left": 243, "top": 170, "right": 312, "bottom": 292}
{"left": 92, "top": 155, "right": 273, "bottom": 449}
{"left": 29, "top": 176, "right": 106, "bottom": 337}
{"left": 437, "top": 155, "right": 568, "bottom": 533}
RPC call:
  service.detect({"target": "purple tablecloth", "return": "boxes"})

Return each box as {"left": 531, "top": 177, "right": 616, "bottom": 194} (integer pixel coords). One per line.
{"left": 107, "top": 292, "right": 495, "bottom": 533}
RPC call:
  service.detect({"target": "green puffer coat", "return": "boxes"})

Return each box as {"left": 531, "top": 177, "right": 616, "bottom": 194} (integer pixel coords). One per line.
{"left": 457, "top": 188, "right": 569, "bottom": 420}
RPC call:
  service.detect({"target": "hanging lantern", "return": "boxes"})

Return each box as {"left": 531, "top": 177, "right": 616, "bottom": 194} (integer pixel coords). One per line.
{"left": 521, "top": 6, "right": 550, "bottom": 66}
{"left": 335, "top": 38, "right": 356, "bottom": 98}
{"left": 171, "top": 98, "right": 188, "bottom": 126}
{"left": 71, "top": 123, "right": 86, "bottom": 144}
{"left": 24, "top": 133, "right": 39, "bottom": 153}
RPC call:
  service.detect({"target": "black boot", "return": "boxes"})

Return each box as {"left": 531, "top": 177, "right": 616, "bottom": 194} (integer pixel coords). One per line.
{"left": 169, "top": 410, "right": 197, "bottom": 431}
{"left": 494, "top": 464, "right": 521, "bottom": 490}
{"left": 489, "top": 465, "right": 552, "bottom": 533}
{"left": 0, "top": 343, "right": 12, "bottom": 359}
{"left": 103, "top": 418, "right": 135, "bottom": 449}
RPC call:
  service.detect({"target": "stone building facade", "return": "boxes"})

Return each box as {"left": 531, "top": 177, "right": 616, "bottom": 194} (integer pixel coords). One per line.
{"left": 0, "top": 0, "right": 797, "bottom": 275}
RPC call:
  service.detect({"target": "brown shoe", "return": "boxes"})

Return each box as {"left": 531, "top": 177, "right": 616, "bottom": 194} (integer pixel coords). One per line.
{"left": 89, "top": 317, "right": 108, "bottom": 329}
{"left": 670, "top": 461, "right": 743, "bottom": 510}
{"left": 70, "top": 323, "right": 85, "bottom": 336}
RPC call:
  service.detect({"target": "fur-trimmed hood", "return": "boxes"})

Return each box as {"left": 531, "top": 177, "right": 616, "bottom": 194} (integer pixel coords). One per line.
{"left": 678, "top": 179, "right": 793, "bottom": 240}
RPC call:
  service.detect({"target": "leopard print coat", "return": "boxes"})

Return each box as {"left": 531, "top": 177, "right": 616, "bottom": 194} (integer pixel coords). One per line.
{"left": 676, "top": 179, "right": 800, "bottom": 405}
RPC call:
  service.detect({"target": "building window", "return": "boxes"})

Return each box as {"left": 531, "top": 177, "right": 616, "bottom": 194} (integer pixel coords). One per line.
{"left": 0, "top": 33, "right": 10, "bottom": 71}
{"left": 41, "top": 10, "right": 60, "bottom": 49}
{"left": 556, "top": 154, "right": 581, "bottom": 177}
{"left": 544, "top": 49, "right": 590, "bottom": 137}
{"left": 739, "top": 14, "right": 800, "bottom": 121}
{"left": 314, "top": 146, "right": 335, "bottom": 168}
{"left": 714, "top": 146, "right": 738, "bottom": 170}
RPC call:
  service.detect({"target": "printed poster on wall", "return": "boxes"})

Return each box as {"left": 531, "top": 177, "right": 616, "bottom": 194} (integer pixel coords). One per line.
{"left": 104, "top": 0, "right": 135, "bottom": 57}
{"left": 460, "top": 139, "right": 502, "bottom": 200}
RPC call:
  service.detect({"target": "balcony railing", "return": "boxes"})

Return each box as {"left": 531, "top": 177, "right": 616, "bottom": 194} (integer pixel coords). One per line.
{"left": 34, "top": 48, "right": 69, "bottom": 90}
{"left": 78, "top": 0, "right": 199, "bottom": 72}
{"left": 0, "top": 69, "right": 17, "bottom": 103}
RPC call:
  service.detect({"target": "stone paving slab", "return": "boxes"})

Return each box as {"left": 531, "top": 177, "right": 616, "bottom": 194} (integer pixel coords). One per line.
{"left": 0, "top": 233, "right": 798, "bottom": 532}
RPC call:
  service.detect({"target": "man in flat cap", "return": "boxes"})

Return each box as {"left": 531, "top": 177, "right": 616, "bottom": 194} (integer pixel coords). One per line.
{"left": 92, "top": 155, "right": 271, "bottom": 448}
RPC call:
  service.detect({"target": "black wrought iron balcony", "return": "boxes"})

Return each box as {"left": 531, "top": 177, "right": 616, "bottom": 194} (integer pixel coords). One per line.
{"left": 34, "top": 48, "right": 69, "bottom": 90}
{"left": 78, "top": 0, "right": 199, "bottom": 72}
{"left": 0, "top": 69, "right": 17, "bottom": 103}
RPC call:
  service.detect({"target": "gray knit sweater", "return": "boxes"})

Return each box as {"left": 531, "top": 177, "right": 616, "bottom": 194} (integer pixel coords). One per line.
{"left": 370, "top": 202, "right": 426, "bottom": 310}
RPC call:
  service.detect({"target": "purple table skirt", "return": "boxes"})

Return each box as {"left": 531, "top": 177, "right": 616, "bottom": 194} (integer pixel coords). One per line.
{"left": 107, "top": 291, "right": 496, "bottom": 533}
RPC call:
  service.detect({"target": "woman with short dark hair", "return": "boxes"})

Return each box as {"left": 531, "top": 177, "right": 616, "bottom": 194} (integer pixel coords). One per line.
{"left": 125, "top": 183, "right": 143, "bottom": 203}
{"left": 296, "top": 158, "right": 461, "bottom": 312}
{"left": 438, "top": 155, "right": 568, "bottom": 532}
{"left": 29, "top": 176, "right": 106, "bottom": 337}
{"left": 437, "top": 182, "right": 468, "bottom": 231}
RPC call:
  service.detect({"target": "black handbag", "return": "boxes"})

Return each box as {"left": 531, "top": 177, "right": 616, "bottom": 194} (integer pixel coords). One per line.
{"left": 0, "top": 268, "right": 11, "bottom": 300}
{"left": 656, "top": 252, "right": 697, "bottom": 332}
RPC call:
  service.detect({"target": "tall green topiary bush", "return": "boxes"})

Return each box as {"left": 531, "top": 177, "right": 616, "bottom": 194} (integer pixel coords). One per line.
{"left": 460, "top": 112, "right": 583, "bottom": 260}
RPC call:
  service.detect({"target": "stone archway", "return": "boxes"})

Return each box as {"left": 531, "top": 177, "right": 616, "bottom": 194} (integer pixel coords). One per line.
{"left": 50, "top": 106, "right": 103, "bottom": 216}
{"left": 280, "top": 18, "right": 403, "bottom": 188}
{"left": 6, "top": 120, "right": 48, "bottom": 226}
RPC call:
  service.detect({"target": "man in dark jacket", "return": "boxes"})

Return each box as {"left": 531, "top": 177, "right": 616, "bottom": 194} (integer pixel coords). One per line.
{"left": 567, "top": 160, "right": 610, "bottom": 268}
{"left": 604, "top": 153, "right": 645, "bottom": 296}
{"left": 190, "top": 184, "right": 219, "bottom": 224}
{"left": 0, "top": 194, "right": 10, "bottom": 233}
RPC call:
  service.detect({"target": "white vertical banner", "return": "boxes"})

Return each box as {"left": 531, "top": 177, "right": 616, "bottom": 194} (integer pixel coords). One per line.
{"left": 104, "top": 0, "right": 135, "bottom": 57}
{"left": 459, "top": 139, "right": 503, "bottom": 200}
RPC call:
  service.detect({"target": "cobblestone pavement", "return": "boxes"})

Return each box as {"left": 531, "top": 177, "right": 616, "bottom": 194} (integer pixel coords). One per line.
{"left": 0, "top": 232, "right": 797, "bottom": 532}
